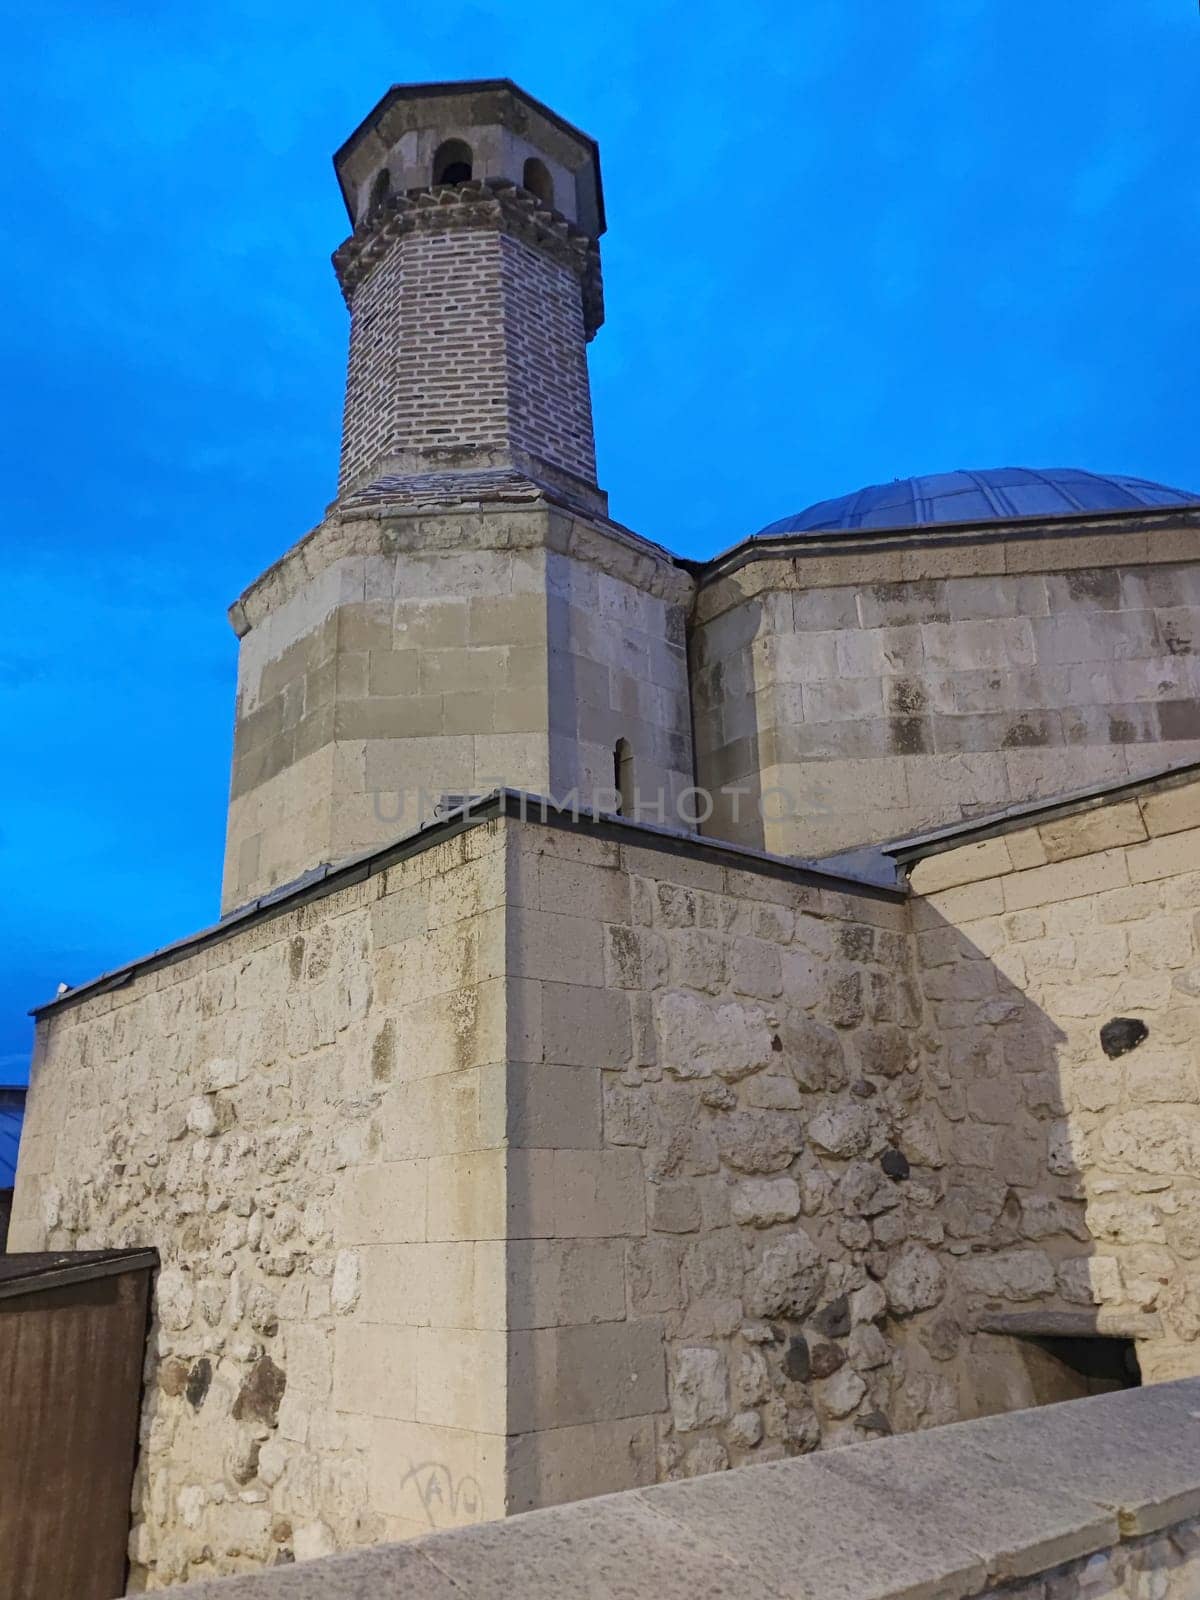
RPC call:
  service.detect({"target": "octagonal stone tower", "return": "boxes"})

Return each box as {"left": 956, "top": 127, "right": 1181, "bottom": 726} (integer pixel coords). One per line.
{"left": 221, "top": 81, "right": 693, "bottom": 912}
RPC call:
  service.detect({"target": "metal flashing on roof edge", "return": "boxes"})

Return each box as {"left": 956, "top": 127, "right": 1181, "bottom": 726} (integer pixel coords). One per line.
{"left": 840, "top": 757, "right": 1200, "bottom": 880}
{"left": 31, "top": 790, "right": 905, "bottom": 1022}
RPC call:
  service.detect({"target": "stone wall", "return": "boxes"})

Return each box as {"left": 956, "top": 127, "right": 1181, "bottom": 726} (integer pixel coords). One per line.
{"left": 692, "top": 524, "right": 1200, "bottom": 858}
{"left": 222, "top": 508, "right": 692, "bottom": 913}
{"left": 504, "top": 818, "right": 1049, "bottom": 1481}
{"left": 14, "top": 801, "right": 1031, "bottom": 1590}
{"left": 19, "top": 783, "right": 1200, "bottom": 1589}
{"left": 907, "top": 768, "right": 1200, "bottom": 1384}
{"left": 544, "top": 539, "right": 693, "bottom": 822}
{"left": 160, "top": 1379, "right": 1200, "bottom": 1600}
{"left": 14, "top": 824, "right": 516, "bottom": 1587}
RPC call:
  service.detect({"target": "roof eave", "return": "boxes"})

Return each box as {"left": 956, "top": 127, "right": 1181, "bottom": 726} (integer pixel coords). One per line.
{"left": 331, "top": 78, "right": 605, "bottom": 230}
{"left": 698, "top": 502, "right": 1200, "bottom": 585}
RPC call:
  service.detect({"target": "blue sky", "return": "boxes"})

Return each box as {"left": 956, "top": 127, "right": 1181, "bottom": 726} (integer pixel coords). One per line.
{"left": 1, "top": 0, "right": 1197, "bottom": 1078}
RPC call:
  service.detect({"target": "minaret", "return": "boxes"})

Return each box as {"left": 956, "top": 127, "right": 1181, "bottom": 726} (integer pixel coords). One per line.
{"left": 221, "top": 82, "right": 693, "bottom": 913}
{"left": 331, "top": 80, "right": 607, "bottom": 515}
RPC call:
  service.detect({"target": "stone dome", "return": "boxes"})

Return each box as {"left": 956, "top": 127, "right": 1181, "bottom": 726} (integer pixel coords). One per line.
{"left": 755, "top": 467, "right": 1200, "bottom": 537}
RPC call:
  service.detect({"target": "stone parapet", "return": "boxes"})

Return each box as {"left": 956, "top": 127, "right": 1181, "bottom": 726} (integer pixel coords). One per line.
{"left": 150, "top": 1379, "right": 1200, "bottom": 1600}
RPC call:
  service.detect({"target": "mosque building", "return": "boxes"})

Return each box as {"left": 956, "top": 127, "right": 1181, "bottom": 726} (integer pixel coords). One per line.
{"left": 9, "top": 80, "right": 1200, "bottom": 1588}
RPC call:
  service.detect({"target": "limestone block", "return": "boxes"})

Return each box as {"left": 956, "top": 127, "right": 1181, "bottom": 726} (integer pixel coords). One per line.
{"left": 780, "top": 1016, "right": 845, "bottom": 1093}
{"left": 670, "top": 1347, "right": 728, "bottom": 1432}
{"left": 510, "top": 1148, "right": 647, "bottom": 1239}
{"left": 653, "top": 990, "right": 773, "bottom": 1081}
{"left": 837, "top": 1162, "right": 901, "bottom": 1218}
{"left": 364, "top": 1415, "right": 500, "bottom": 1529}
{"left": 425, "top": 1150, "right": 507, "bottom": 1242}
{"left": 505, "top": 1416, "right": 657, "bottom": 1513}
{"left": 957, "top": 1249, "right": 1055, "bottom": 1301}
{"left": 743, "top": 1074, "right": 803, "bottom": 1110}
{"left": 731, "top": 1178, "right": 802, "bottom": 1228}
{"left": 1005, "top": 827, "right": 1048, "bottom": 870}
{"left": 187, "top": 1095, "right": 235, "bottom": 1137}
{"left": 332, "top": 1323, "right": 417, "bottom": 1421}
{"left": 909, "top": 838, "right": 1014, "bottom": 896}
{"left": 335, "top": 1162, "right": 427, "bottom": 1246}
{"left": 817, "top": 1366, "right": 866, "bottom": 1419}
{"left": 508, "top": 1319, "right": 667, "bottom": 1432}
{"left": 511, "top": 908, "right": 604, "bottom": 987}
{"left": 1099, "top": 1109, "right": 1200, "bottom": 1175}
{"left": 626, "top": 1236, "right": 686, "bottom": 1315}
{"left": 884, "top": 1244, "right": 946, "bottom": 1315}
{"left": 1038, "top": 801, "right": 1148, "bottom": 863}
{"left": 292, "top": 1520, "right": 337, "bottom": 1563}
{"left": 416, "top": 1326, "right": 507, "bottom": 1434}
{"left": 355, "top": 1241, "right": 492, "bottom": 1330}
{"left": 807, "top": 1103, "right": 888, "bottom": 1160}
{"left": 913, "top": 878, "right": 1006, "bottom": 927}
{"left": 1002, "top": 849, "right": 1130, "bottom": 913}
{"left": 1127, "top": 827, "right": 1200, "bottom": 885}
{"left": 649, "top": 1183, "right": 703, "bottom": 1233}
{"left": 1141, "top": 781, "right": 1200, "bottom": 838}
{"left": 847, "top": 1323, "right": 889, "bottom": 1370}
{"left": 157, "top": 1267, "right": 195, "bottom": 1332}
{"left": 505, "top": 1062, "right": 604, "bottom": 1150}
{"left": 850, "top": 1281, "right": 888, "bottom": 1325}
{"left": 541, "top": 982, "right": 632, "bottom": 1068}
{"left": 965, "top": 1079, "right": 1021, "bottom": 1125}
{"left": 728, "top": 1409, "right": 764, "bottom": 1449}
{"left": 506, "top": 1239, "right": 626, "bottom": 1329}
{"left": 669, "top": 930, "right": 730, "bottom": 994}
{"left": 715, "top": 1111, "right": 804, "bottom": 1174}
{"left": 746, "top": 1232, "right": 825, "bottom": 1319}
{"left": 381, "top": 1069, "right": 490, "bottom": 1162}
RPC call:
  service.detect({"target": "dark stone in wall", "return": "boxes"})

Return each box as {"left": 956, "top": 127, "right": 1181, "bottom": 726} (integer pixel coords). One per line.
{"left": 783, "top": 1335, "right": 810, "bottom": 1381}
{"left": 810, "top": 1343, "right": 845, "bottom": 1378}
{"left": 889, "top": 718, "right": 933, "bottom": 755}
{"left": 812, "top": 1296, "right": 851, "bottom": 1339}
{"left": 1100, "top": 1017, "right": 1149, "bottom": 1059}
{"left": 185, "top": 1358, "right": 213, "bottom": 1410}
{"left": 881, "top": 1149, "right": 910, "bottom": 1180}
{"left": 232, "top": 1356, "right": 287, "bottom": 1426}
{"left": 857, "top": 1409, "right": 893, "bottom": 1436}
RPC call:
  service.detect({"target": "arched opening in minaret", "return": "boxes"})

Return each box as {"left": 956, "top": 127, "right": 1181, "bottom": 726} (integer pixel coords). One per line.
{"left": 367, "top": 167, "right": 392, "bottom": 216}
{"left": 433, "top": 140, "right": 473, "bottom": 185}
{"left": 523, "top": 157, "right": 554, "bottom": 206}
{"left": 614, "top": 739, "right": 635, "bottom": 817}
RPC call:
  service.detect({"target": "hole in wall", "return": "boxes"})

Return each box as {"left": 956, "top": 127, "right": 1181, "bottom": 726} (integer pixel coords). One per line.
{"left": 434, "top": 139, "right": 474, "bottom": 185}
{"left": 367, "top": 167, "right": 392, "bottom": 218}
{"left": 523, "top": 157, "right": 554, "bottom": 206}
{"left": 614, "top": 739, "right": 634, "bottom": 817}
{"left": 1021, "top": 1335, "right": 1142, "bottom": 1401}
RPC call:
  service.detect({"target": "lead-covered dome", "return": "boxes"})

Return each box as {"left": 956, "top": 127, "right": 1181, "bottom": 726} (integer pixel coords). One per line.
{"left": 756, "top": 467, "right": 1200, "bottom": 537}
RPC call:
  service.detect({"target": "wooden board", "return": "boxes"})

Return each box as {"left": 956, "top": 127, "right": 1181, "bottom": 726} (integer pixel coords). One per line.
{"left": 0, "top": 1267, "right": 151, "bottom": 1600}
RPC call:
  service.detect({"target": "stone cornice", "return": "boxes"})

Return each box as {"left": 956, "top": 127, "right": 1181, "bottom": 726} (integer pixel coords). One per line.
{"left": 226, "top": 497, "right": 691, "bottom": 637}
{"left": 331, "top": 178, "right": 605, "bottom": 338}
{"left": 691, "top": 509, "right": 1200, "bottom": 626}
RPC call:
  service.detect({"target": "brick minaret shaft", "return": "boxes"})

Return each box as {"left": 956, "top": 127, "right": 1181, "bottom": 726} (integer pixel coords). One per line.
{"left": 329, "top": 85, "right": 606, "bottom": 509}
{"left": 334, "top": 190, "right": 602, "bottom": 498}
